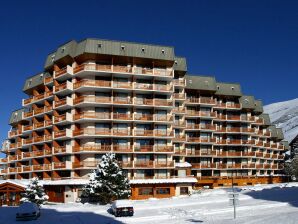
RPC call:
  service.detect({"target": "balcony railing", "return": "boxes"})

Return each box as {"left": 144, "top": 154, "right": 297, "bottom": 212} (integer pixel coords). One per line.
{"left": 186, "top": 97, "right": 216, "bottom": 105}
{"left": 74, "top": 112, "right": 111, "bottom": 120}
{"left": 74, "top": 79, "right": 111, "bottom": 89}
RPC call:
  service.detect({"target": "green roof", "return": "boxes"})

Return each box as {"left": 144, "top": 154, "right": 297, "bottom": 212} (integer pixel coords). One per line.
{"left": 239, "top": 95, "right": 255, "bottom": 109}
{"left": 254, "top": 100, "right": 264, "bottom": 113}
{"left": 23, "top": 72, "right": 52, "bottom": 93}
{"left": 174, "top": 57, "right": 187, "bottom": 72}
{"left": 185, "top": 75, "right": 217, "bottom": 91}
{"left": 9, "top": 109, "right": 24, "bottom": 125}
{"left": 259, "top": 114, "right": 271, "bottom": 125}
{"left": 215, "top": 82, "right": 242, "bottom": 96}
{"left": 45, "top": 38, "right": 175, "bottom": 69}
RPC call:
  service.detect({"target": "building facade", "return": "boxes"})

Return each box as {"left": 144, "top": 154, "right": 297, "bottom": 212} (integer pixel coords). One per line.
{"left": 0, "top": 38, "right": 289, "bottom": 202}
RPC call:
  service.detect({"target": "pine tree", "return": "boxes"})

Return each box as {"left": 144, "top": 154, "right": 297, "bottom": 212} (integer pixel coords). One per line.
{"left": 285, "top": 155, "right": 298, "bottom": 181}
{"left": 82, "top": 153, "right": 131, "bottom": 204}
{"left": 20, "top": 177, "right": 49, "bottom": 206}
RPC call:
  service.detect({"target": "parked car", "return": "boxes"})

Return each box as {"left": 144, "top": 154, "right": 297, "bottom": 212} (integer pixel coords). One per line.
{"left": 111, "top": 200, "right": 134, "bottom": 217}
{"left": 16, "top": 202, "right": 40, "bottom": 221}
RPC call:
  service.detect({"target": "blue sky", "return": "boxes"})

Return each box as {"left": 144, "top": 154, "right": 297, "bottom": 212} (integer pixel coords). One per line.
{"left": 0, "top": 0, "right": 297, "bottom": 145}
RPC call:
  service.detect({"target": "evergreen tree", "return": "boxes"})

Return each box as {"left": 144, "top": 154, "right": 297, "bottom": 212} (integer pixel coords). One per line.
{"left": 285, "top": 155, "right": 298, "bottom": 181}
{"left": 82, "top": 153, "right": 131, "bottom": 204}
{"left": 20, "top": 177, "right": 49, "bottom": 206}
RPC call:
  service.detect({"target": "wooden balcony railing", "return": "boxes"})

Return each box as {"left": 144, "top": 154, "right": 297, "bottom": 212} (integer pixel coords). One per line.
{"left": 74, "top": 79, "right": 111, "bottom": 89}
{"left": 74, "top": 96, "right": 111, "bottom": 104}
{"left": 74, "top": 112, "right": 111, "bottom": 120}
{"left": 73, "top": 145, "right": 111, "bottom": 152}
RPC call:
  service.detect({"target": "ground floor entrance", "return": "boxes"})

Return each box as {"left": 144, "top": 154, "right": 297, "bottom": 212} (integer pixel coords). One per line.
{"left": 0, "top": 182, "right": 25, "bottom": 206}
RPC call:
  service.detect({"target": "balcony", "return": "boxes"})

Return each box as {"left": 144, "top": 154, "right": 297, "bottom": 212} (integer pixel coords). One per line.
{"left": 113, "top": 65, "right": 133, "bottom": 73}
{"left": 74, "top": 79, "right": 111, "bottom": 89}
{"left": 54, "top": 65, "right": 73, "bottom": 79}
{"left": 73, "top": 145, "right": 111, "bottom": 153}
{"left": 187, "top": 137, "right": 216, "bottom": 143}
{"left": 54, "top": 129, "right": 72, "bottom": 139}
{"left": 134, "top": 83, "right": 153, "bottom": 91}
{"left": 174, "top": 120, "right": 186, "bottom": 127}
{"left": 134, "top": 114, "right": 153, "bottom": 121}
{"left": 113, "top": 97, "right": 132, "bottom": 104}
{"left": 23, "top": 91, "right": 53, "bottom": 106}
{"left": 173, "top": 107, "right": 185, "bottom": 114}
{"left": 192, "top": 163, "right": 216, "bottom": 169}
{"left": 113, "top": 113, "right": 132, "bottom": 120}
{"left": 33, "top": 164, "right": 51, "bottom": 171}
{"left": 73, "top": 128, "right": 111, "bottom": 137}
{"left": 154, "top": 146, "right": 174, "bottom": 153}
{"left": 154, "top": 130, "right": 173, "bottom": 137}
{"left": 54, "top": 112, "right": 72, "bottom": 124}
{"left": 215, "top": 103, "right": 241, "bottom": 109}
{"left": 113, "top": 145, "right": 133, "bottom": 153}
{"left": 74, "top": 112, "right": 111, "bottom": 121}
{"left": 186, "top": 111, "right": 216, "bottom": 118}
{"left": 113, "top": 129, "right": 131, "bottom": 136}
{"left": 174, "top": 149, "right": 186, "bottom": 155}
{"left": 186, "top": 97, "right": 216, "bottom": 105}
{"left": 73, "top": 64, "right": 109, "bottom": 75}
{"left": 118, "top": 161, "right": 134, "bottom": 168}
{"left": 173, "top": 135, "right": 186, "bottom": 142}
{"left": 173, "top": 79, "right": 185, "bottom": 86}
{"left": 134, "top": 130, "right": 154, "bottom": 137}
{"left": 186, "top": 124, "right": 216, "bottom": 131}
{"left": 54, "top": 96, "right": 73, "bottom": 108}
{"left": 44, "top": 76, "right": 53, "bottom": 84}
{"left": 113, "top": 82, "right": 132, "bottom": 89}
{"left": 22, "top": 165, "right": 32, "bottom": 172}
{"left": 74, "top": 96, "right": 111, "bottom": 105}
{"left": 53, "top": 161, "right": 72, "bottom": 169}
{"left": 8, "top": 130, "right": 20, "bottom": 138}
{"left": 73, "top": 161, "right": 98, "bottom": 169}
{"left": 54, "top": 80, "right": 73, "bottom": 93}
{"left": 154, "top": 161, "right": 174, "bottom": 168}
{"left": 134, "top": 161, "right": 154, "bottom": 168}
{"left": 134, "top": 145, "right": 154, "bottom": 152}
{"left": 22, "top": 125, "right": 33, "bottom": 132}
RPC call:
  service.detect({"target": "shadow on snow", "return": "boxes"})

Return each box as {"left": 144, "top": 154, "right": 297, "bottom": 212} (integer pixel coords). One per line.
{"left": 0, "top": 206, "right": 124, "bottom": 224}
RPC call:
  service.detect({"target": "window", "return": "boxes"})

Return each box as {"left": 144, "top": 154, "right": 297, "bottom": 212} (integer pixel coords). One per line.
{"left": 156, "top": 188, "right": 170, "bottom": 195}
{"left": 61, "top": 47, "right": 65, "bottom": 53}
{"left": 180, "top": 187, "right": 189, "bottom": 195}
{"left": 98, "top": 43, "right": 102, "bottom": 48}
{"left": 138, "top": 187, "right": 153, "bottom": 195}
{"left": 161, "top": 49, "right": 165, "bottom": 54}
{"left": 121, "top": 45, "right": 125, "bottom": 50}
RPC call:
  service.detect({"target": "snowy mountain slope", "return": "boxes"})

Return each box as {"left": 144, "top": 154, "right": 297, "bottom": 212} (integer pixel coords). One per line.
{"left": 264, "top": 98, "right": 298, "bottom": 143}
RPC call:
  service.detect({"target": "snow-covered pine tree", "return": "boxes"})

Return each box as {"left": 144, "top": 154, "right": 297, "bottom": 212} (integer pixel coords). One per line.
{"left": 20, "top": 177, "right": 49, "bottom": 206}
{"left": 82, "top": 153, "right": 131, "bottom": 204}
{"left": 285, "top": 155, "right": 298, "bottom": 180}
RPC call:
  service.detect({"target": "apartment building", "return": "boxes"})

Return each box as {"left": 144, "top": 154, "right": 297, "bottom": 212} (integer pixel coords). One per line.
{"left": 0, "top": 38, "right": 289, "bottom": 203}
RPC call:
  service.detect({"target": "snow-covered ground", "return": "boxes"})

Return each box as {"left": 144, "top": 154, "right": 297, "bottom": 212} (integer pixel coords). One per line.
{"left": 2, "top": 183, "right": 298, "bottom": 224}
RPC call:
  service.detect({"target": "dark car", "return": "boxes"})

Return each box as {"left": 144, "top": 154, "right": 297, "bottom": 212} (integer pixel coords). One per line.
{"left": 16, "top": 202, "right": 40, "bottom": 221}
{"left": 111, "top": 200, "right": 134, "bottom": 217}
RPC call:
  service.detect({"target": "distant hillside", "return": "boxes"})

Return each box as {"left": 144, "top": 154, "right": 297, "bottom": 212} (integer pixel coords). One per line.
{"left": 264, "top": 98, "right": 298, "bottom": 143}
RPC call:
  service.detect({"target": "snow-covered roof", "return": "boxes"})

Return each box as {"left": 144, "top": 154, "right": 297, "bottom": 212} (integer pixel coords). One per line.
{"left": 0, "top": 179, "right": 29, "bottom": 188}
{"left": 130, "top": 177, "right": 197, "bottom": 184}
{"left": 41, "top": 179, "right": 89, "bottom": 186}
{"left": 175, "top": 162, "right": 192, "bottom": 168}
{"left": 2, "top": 177, "right": 197, "bottom": 187}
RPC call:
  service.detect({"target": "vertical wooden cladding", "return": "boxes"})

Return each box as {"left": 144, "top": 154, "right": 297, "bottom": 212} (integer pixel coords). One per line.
{"left": 130, "top": 184, "right": 176, "bottom": 200}
{"left": 0, "top": 182, "right": 25, "bottom": 206}
{"left": 45, "top": 185, "right": 65, "bottom": 203}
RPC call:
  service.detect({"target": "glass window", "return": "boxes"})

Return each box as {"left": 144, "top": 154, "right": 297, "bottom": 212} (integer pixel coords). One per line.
{"left": 139, "top": 187, "right": 153, "bottom": 195}
{"left": 156, "top": 188, "right": 170, "bottom": 195}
